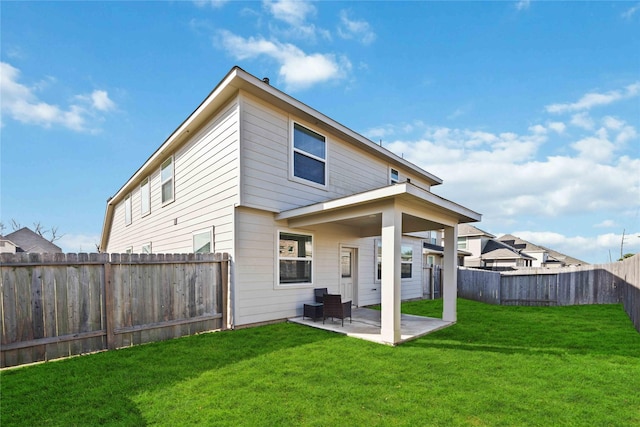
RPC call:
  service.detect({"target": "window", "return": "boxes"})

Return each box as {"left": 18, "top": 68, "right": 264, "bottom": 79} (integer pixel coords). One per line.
{"left": 457, "top": 237, "right": 467, "bottom": 250}
{"left": 279, "top": 232, "right": 312, "bottom": 284}
{"left": 161, "top": 157, "right": 174, "bottom": 204}
{"left": 124, "top": 194, "right": 132, "bottom": 225}
{"left": 140, "top": 177, "right": 150, "bottom": 216}
{"left": 375, "top": 240, "right": 413, "bottom": 280}
{"left": 193, "top": 228, "right": 213, "bottom": 253}
{"left": 390, "top": 168, "right": 399, "bottom": 184}
{"left": 141, "top": 243, "right": 152, "bottom": 254}
{"left": 401, "top": 246, "right": 413, "bottom": 279}
{"left": 292, "top": 123, "right": 326, "bottom": 186}
{"left": 125, "top": 247, "right": 133, "bottom": 254}
{"left": 427, "top": 255, "right": 436, "bottom": 266}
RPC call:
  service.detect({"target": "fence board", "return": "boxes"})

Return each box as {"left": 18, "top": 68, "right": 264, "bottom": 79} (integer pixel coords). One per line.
{"left": 1, "top": 252, "right": 228, "bottom": 368}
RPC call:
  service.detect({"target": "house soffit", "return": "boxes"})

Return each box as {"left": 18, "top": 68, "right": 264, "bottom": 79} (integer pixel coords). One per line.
{"left": 275, "top": 183, "right": 481, "bottom": 236}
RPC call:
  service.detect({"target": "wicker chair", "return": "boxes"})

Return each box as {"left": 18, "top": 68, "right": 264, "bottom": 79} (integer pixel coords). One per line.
{"left": 322, "top": 294, "right": 352, "bottom": 326}
{"left": 314, "top": 288, "right": 328, "bottom": 303}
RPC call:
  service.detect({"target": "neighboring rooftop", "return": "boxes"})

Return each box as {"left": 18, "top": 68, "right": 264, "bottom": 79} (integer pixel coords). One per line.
{"left": 458, "top": 223, "right": 495, "bottom": 238}
{"left": 3, "top": 227, "right": 63, "bottom": 253}
{"left": 498, "top": 234, "right": 588, "bottom": 266}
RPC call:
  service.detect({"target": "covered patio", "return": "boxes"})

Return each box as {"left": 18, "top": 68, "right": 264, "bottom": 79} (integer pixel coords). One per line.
{"left": 289, "top": 307, "right": 453, "bottom": 345}
{"left": 276, "top": 182, "right": 481, "bottom": 345}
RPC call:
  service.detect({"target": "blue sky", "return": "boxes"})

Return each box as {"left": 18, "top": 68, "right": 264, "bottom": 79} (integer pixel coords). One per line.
{"left": 1, "top": 0, "right": 639, "bottom": 263}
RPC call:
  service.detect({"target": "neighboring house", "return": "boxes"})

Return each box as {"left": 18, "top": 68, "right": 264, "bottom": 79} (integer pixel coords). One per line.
{"left": 477, "top": 239, "right": 535, "bottom": 268}
{"left": 456, "top": 224, "right": 497, "bottom": 267}
{"left": 498, "top": 234, "right": 587, "bottom": 267}
{"left": 2, "top": 227, "right": 62, "bottom": 253}
{"left": 0, "top": 237, "right": 19, "bottom": 254}
{"left": 99, "top": 66, "right": 481, "bottom": 344}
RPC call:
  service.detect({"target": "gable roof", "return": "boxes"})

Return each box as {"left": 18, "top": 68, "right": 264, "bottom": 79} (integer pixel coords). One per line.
{"left": 480, "top": 239, "right": 534, "bottom": 260}
{"left": 458, "top": 223, "right": 495, "bottom": 238}
{"left": 4, "top": 227, "right": 62, "bottom": 253}
{"left": 498, "top": 234, "right": 588, "bottom": 265}
{"left": 100, "top": 66, "right": 446, "bottom": 250}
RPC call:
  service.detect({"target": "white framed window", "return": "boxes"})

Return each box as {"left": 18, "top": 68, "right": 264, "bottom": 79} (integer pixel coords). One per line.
{"left": 291, "top": 122, "right": 326, "bottom": 186}
{"left": 390, "top": 168, "right": 399, "bottom": 184}
{"left": 124, "top": 194, "right": 132, "bottom": 226}
{"left": 140, "top": 177, "right": 150, "bottom": 216}
{"left": 375, "top": 240, "right": 413, "bottom": 281}
{"left": 161, "top": 157, "right": 174, "bottom": 204}
{"left": 141, "top": 243, "right": 152, "bottom": 254}
{"left": 278, "top": 231, "right": 313, "bottom": 285}
{"left": 193, "top": 228, "right": 214, "bottom": 253}
{"left": 401, "top": 245, "right": 413, "bottom": 279}
{"left": 427, "top": 255, "right": 436, "bottom": 266}
{"left": 457, "top": 237, "right": 467, "bottom": 250}
{"left": 125, "top": 247, "right": 133, "bottom": 254}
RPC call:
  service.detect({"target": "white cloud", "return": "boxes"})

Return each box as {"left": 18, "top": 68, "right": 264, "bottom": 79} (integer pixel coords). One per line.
{"left": 337, "top": 10, "right": 376, "bottom": 45}
{"left": 570, "top": 112, "right": 594, "bottom": 130}
{"left": 621, "top": 3, "right": 640, "bottom": 19}
{"left": 515, "top": 0, "right": 531, "bottom": 11}
{"left": 0, "top": 62, "right": 116, "bottom": 132}
{"left": 57, "top": 233, "right": 101, "bottom": 253}
{"left": 218, "top": 31, "right": 350, "bottom": 90}
{"left": 545, "top": 82, "right": 640, "bottom": 114}
{"left": 594, "top": 219, "right": 616, "bottom": 228}
{"left": 264, "top": 0, "right": 316, "bottom": 26}
{"left": 193, "top": 0, "right": 229, "bottom": 8}
{"left": 547, "top": 121, "right": 566, "bottom": 133}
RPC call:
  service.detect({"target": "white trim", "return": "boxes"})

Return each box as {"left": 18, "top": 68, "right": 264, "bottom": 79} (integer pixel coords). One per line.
{"left": 160, "top": 156, "right": 175, "bottom": 206}
{"left": 289, "top": 119, "right": 328, "bottom": 190}
{"left": 140, "top": 176, "right": 151, "bottom": 217}
{"left": 275, "top": 229, "right": 315, "bottom": 289}
{"left": 124, "top": 193, "right": 132, "bottom": 226}
{"left": 192, "top": 227, "right": 214, "bottom": 253}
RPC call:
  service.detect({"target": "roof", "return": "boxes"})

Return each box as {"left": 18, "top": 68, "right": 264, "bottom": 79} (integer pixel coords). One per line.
{"left": 498, "top": 234, "right": 588, "bottom": 265}
{"left": 100, "top": 66, "right": 445, "bottom": 250}
{"left": 458, "top": 223, "right": 495, "bottom": 238}
{"left": 4, "top": 227, "right": 63, "bottom": 253}
{"left": 480, "top": 239, "right": 534, "bottom": 260}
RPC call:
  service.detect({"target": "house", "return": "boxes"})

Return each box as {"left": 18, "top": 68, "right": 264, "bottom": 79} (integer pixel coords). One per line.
{"left": 99, "top": 66, "right": 481, "bottom": 344}
{"left": 498, "top": 234, "right": 587, "bottom": 267}
{"left": 2, "top": 227, "right": 62, "bottom": 254}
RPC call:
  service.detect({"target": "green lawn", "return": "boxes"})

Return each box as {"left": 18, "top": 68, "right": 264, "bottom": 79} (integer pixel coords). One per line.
{"left": 2, "top": 299, "right": 639, "bottom": 426}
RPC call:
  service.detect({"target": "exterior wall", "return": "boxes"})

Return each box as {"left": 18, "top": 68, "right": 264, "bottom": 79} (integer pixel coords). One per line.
{"left": 238, "top": 93, "right": 432, "bottom": 213}
{"left": 525, "top": 251, "right": 546, "bottom": 267}
{"left": 105, "top": 100, "right": 241, "bottom": 254}
{"left": 0, "top": 241, "right": 17, "bottom": 254}
{"left": 233, "top": 207, "right": 424, "bottom": 326}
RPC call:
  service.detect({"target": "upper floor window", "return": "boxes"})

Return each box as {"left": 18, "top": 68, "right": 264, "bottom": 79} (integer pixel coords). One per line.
{"left": 124, "top": 194, "right": 132, "bottom": 226}
{"left": 279, "top": 231, "right": 313, "bottom": 284}
{"left": 390, "top": 168, "right": 399, "bottom": 184}
{"left": 161, "top": 157, "right": 174, "bottom": 204}
{"left": 193, "top": 228, "right": 213, "bottom": 253}
{"left": 292, "top": 123, "right": 326, "bottom": 186}
{"left": 457, "top": 237, "right": 467, "bottom": 250}
{"left": 140, "top": 177, "right": 150, "bottom": 216}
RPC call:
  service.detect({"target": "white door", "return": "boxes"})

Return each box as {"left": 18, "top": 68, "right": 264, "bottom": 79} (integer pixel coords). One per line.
{"left": 340, "top": 248, "right": 356, "bottom": 304}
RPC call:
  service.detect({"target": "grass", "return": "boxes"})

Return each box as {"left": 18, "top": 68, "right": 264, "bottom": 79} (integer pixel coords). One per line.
{"left": 2, "top": 299, "right": 639, "bottom": 426}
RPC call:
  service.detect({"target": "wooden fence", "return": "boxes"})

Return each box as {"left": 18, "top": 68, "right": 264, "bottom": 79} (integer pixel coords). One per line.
{"left": 458, "top": 254, "right": 640, "bottom": 332}
{"left": 1, "top": 252, "right": 229, "bottom": 368}
{"left": 423, "top": 265, "right": 442, "bottom": 299}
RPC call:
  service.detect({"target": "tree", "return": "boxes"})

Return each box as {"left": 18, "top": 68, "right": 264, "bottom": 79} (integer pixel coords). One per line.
{"left": 1, "top": 219, "right": 63, "bottom": 243}
{"left": 618, "top": 253, "right": 635, "bottom": 261}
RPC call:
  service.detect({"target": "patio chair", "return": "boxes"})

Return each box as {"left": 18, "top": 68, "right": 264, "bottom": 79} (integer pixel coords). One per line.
{"left": 322, "top": 294, "right": 352, "bottom": 326}
{"left": 314, "top": 287, "right": 328, "bottom": 303}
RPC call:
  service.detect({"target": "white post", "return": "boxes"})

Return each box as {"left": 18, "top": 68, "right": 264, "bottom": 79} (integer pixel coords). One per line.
{"left": 381, "top": 203, "right": 402, "bottom": 344}
{"left": 443, "top": 225, "right": 458, "bottom": 322}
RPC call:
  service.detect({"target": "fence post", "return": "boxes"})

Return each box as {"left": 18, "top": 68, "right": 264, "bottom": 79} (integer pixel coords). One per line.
{"left": 221, "top": 253, "right": 229, "bottom": 330}
{"left": 103, "top": 256, "right": 116, "bottom": 349}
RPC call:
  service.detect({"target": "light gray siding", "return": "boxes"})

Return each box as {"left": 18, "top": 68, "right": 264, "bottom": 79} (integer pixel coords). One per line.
{"left": 238, "top": 94, "right": 432, "bottom": 213}
{"left": 232, "top": 207, "right": 423, "bottom": 326}
{"left": 106, "top": 101, "right": 240, "bottom": 254}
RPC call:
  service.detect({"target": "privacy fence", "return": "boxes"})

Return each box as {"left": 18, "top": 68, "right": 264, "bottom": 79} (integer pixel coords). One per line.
{"left": 458, "top": 254, "right": 640, "bottom": 332}
{"left": 1, "top": 252, "right": 229, "bottom": 368}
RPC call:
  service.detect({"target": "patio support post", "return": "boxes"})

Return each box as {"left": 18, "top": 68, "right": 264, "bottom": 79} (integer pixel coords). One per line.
{"left": 381, "top": 203, "right": 402, "bottom": 344}
{"left": 442, "top": 225, "right": 458, "bottom": 322}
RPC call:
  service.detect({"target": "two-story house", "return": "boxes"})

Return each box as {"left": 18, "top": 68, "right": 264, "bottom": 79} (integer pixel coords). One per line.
{"left": 100, "top": 66, "right": 481, "bottom": 344}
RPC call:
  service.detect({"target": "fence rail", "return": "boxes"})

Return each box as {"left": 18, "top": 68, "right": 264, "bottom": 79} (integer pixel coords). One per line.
{"left": 1, "top": 252, "right": 229, "bottom": 368}
{"left": 458, "top": 254, "right": 639, "bottom": 332}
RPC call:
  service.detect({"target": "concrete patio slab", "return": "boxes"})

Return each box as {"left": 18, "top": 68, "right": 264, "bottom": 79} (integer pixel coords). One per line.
{"left": 289, "top": 307, "right": 453, "bottom": 345}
